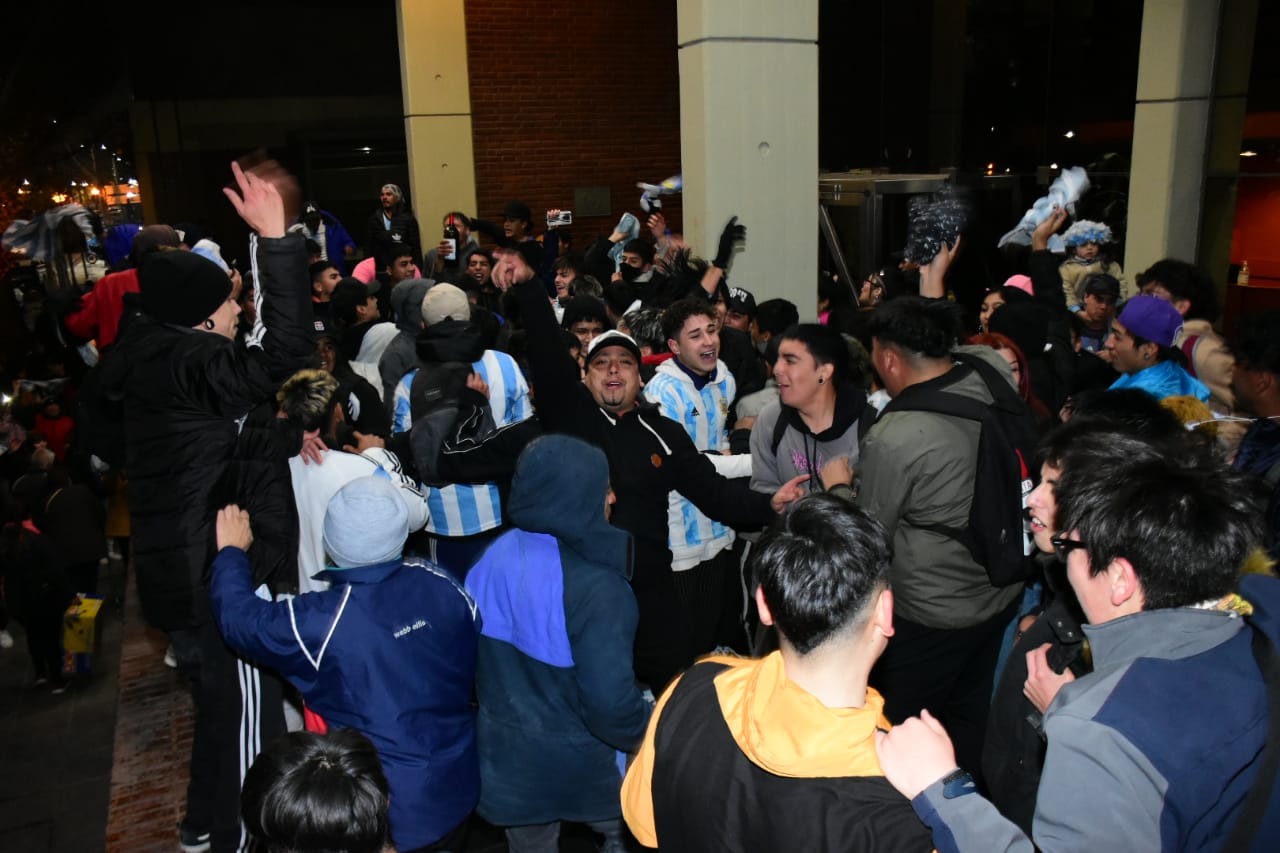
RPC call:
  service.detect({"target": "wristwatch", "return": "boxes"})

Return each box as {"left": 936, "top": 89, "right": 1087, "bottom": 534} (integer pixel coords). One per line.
{"left": 940, "top": 768, "right": 977, "bottom": 799}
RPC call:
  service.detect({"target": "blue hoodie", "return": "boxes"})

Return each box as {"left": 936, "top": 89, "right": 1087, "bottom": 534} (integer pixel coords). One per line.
{"left": 466, "top": 434, "right": 651, "bottom": 825}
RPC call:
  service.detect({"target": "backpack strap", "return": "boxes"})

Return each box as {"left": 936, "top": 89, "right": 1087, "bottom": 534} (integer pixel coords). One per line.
{"left": 770, "top": 406, "right": 792, "bottom": 456}
{"left": 1221, "top": 625, "right": 1280, "bottom": 851}
{"left": 1180, "top": 335, "right": 1202, "bottom": 378}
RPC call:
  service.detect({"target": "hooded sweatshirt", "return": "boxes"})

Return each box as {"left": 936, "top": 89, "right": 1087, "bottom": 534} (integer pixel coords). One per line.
{"left": 378, "top": 277, "right": 435, "bottom": 407}
{"left": 749, "top": 381, "right": 868, "bottom": 496}
{"left": 622, "top": 653, "right": 933, "bottom": 851}
{"left": 466, "top": 435, "right": 649, "bottom": 825}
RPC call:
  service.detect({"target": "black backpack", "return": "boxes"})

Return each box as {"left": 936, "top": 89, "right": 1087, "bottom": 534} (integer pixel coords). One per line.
{"left": 877, "top": 352, "right": 1038, "bottom": 587}
{"left": 406, "top": 361, "right": 491, "bottom": 486}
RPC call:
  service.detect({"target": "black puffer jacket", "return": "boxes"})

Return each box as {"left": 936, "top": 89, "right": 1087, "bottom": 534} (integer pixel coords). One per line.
{"left": 101, "top": 234, "right": 312, "bottom": 630}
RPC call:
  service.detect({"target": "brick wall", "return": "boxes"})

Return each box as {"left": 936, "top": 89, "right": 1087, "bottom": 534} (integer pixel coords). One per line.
{"left": 464, "top": 0, "right": 684, "bottom": 244}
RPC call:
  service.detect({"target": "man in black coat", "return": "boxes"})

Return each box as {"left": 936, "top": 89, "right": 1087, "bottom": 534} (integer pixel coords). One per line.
{"left": 499, "top": 248, "right": 807, "bottom": 690}
{"left": 100, "top": 162, "right": 314, "bottom": 853}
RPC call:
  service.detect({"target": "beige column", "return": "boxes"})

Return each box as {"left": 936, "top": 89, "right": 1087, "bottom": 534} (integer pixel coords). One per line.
{"left": 396, "top": 0, "right": 477, "bottom": 237}
{"left": 677, "top": 0, "right": 819, "bottom": 317}
{"left": 1124, "top": 0, "right": 1221, "bottom": 275}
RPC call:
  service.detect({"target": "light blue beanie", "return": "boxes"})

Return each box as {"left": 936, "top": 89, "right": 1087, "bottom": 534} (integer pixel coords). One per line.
{"left": 322, "top": 475, "right": 409, "bottom": 569}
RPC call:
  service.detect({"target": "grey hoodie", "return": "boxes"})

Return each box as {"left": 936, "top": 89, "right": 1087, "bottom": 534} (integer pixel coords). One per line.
{"left": 378, "top": 278, "right": 435, "bottom": 409}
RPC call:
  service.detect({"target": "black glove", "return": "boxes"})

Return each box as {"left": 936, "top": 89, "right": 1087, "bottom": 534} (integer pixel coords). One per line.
{"left": 713, "top": 216, "right": 746, "bottom": 269}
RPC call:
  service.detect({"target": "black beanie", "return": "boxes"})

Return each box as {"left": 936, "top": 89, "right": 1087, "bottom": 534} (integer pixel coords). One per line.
{"left": 139, "top": 250, "right": 232, "bottom": 327}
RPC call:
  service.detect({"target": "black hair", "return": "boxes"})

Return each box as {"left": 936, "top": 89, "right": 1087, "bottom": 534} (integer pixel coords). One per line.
{"left": 1049, "top": 389, "right": 1188, "bottom": 457}
{"left": 755, "top": 299, "right": 800, "bottom": 338}
{"left": 386, "top": 245, "right": 415, "bottom": 264}
{"left": 622, "top": 238, "right": 655, "bottom": 266}
{"left": 1140, "top": 258, "right": 1219, "bottom": 322}
{"left": 308, "top": 261, "right": 338, "bottom": 283}
{"left": 1056, "top": 454, "right": 1264, "bottom": 611}
{"left": 777, "top": 323, "right": 852, "bottom": 384}
{"left": 866, "top": 295, "right": 962, "bottom": 359}
{"left": 241, "top": 729, "right": 390, "bottom": 853}
{"left": 750, "top": 493, "right": 891, "bottom": 655}
{"left": 623, "top": 307, "right": 666, "bottom": 353}
{"left": 303, "top": 238, "right": 322, "bottom": 257}
{"left": 1232, "top": 310, "right": 1280, "bottom": 377}
{"left": 444, "top": 211, "right": 471, "bottom": 229}
{"left": 661, "top": 298, "right": 717, "bottom": 343}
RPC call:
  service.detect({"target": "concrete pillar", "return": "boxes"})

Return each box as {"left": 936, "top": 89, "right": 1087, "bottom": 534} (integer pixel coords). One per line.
{"left": 396, "top": 0, "right": 478, "bottom": 236}
{"left": 1124, "top": 0, "right": 1221, "bottom": 275}
{"left": 1197, "top": 0, "right": 1258, "bottom": 296}
{"left": 677, "top": 0, "right": 819, "bottom": 317}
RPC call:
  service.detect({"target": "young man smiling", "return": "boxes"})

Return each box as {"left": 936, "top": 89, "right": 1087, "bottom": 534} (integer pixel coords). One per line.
{"left": 502, "top": 249, "right": 806, "bottom": 690}
{"left": 645, "top": 299, "right": 752, "bottom": 655}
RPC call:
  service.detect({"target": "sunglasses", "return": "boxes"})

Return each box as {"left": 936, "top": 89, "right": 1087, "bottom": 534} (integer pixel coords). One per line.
{"left": 1050, "top": 535, "right": 1088, "bottom": 561}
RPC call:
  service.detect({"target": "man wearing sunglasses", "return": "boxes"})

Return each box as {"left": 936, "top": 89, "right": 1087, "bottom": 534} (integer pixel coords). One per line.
{"left": 876, "top": 450, "right": 1277, "bottom": 852}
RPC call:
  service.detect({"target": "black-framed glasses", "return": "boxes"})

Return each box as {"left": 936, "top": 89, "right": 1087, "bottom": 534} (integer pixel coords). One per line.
{"left": 1050, "top": 535, "right": 1088, "bottom": 561}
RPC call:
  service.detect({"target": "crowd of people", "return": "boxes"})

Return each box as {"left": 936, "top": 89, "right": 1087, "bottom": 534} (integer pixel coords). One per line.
{"left": 1, "top": 158, "right": 1278, "bottom": 853}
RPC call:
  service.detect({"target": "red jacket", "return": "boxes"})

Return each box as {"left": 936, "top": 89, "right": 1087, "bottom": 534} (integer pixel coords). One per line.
{"left": 65, "top": 268, "right": 140, "bottom": 348}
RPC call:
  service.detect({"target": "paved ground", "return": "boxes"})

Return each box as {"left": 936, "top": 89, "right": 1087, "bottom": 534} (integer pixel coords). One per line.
{"left": 0, "top": 555, "right": 614, "bottom": 852}
{"left": 0, "top": 558, "right": 124, "bottom": 852}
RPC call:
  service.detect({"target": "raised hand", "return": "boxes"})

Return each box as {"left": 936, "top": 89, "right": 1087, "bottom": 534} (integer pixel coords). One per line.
{"left": 222, "top": 159, "right": 296, "bottom": 239}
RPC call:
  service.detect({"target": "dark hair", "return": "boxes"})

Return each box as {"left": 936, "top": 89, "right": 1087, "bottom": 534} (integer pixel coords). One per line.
{"left": 623, "top": 307, "right": 666, "bottom": 353}
{"left": 750, "top": 493, "right": 891, "bottom": 655}
{"left": 1056, "top": 454, "right": 1264, "bottom": 610}
{"left": 443, "top": 211, "right": 471, "bottom": 229}
{"left": 755, "top": 299, "right": 800, "bottom": 338}
{"left": 622, "top": 239, "right": 655, "bottom": 266}
{"left": 308, "top": 261, "right": 338, "bottom": 283}
{"left": 303, "top": 238, "right": 322, "bottom": 257}
{"left": 1051, "top": 388, "right": 1187, "bottom": 454}
{"left": 553, "top": 253, "right": 583, "bottom": 276}
{"left": 1232, "top": 310, "right": 1280, "bottom": 377}
{"left": 241, "top": 729, "right": 390, "bottom": 853}
{"left": 386, "top": 245, "right": 415, "bottom": 265}
{"left": 661, "top": 298, "right": 717, "bottom": 343}
{"left": 777, "top": 323, "right": 852, "bottom": 384}
{"left": 277, "top": 370, "right": 341, "bottom": 432}
{"left": 866, "top": 295, "right": 962, "bottom": 359}
{"left": 1139, "top": 258, "right": 1219, "bottom": 322}
{"left": 570, "top": 275, "right": 604, "bottom": 301}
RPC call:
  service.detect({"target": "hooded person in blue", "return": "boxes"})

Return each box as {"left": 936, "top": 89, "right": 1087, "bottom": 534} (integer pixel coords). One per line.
{"left": 465, "top": 434, "right": 651, "bottom": 853}
{"left": 208, "top": 476, "right": 480, "bottom": 853}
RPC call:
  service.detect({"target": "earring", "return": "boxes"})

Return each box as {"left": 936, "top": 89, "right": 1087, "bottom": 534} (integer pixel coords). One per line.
{"left": 818, "top": 377, "right": 825, "bottom": 384}
{"left": 203, "top": 319, "right": 215, "bottom": 330}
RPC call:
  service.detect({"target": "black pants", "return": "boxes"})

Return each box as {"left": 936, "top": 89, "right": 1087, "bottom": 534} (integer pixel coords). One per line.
{"left": 870, "top": 599, "right": 1019, "bottom": 786}
{"left": 169, "top": 618, "right": 287, "bottom": 852}
{"left": 671, "top": 547, "right": 741, "bottom": 659}
{"left": 23, "top": 591, "right": 69, "bottom": 682}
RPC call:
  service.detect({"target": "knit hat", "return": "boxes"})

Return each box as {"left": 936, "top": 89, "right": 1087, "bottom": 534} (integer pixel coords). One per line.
{"left": 1062, "top": 220, "right": 1113, "bottom": 247}
{"left": 322, "top": 476, "right": 409, "bottom": 569}
{"left": 421, "top": 283, "right": 471, "bottom": 326}
{"left": 585, "top": 330, "right": 642, "bottom": 366}
{"left": 1118, "top": 294, "right": 1183, "bottom": 347}
{"left": 139, "top": 250, "right": 232, "bottom": 327}
{"left": 190, "top": 238, "right": 229, "bottom": 273}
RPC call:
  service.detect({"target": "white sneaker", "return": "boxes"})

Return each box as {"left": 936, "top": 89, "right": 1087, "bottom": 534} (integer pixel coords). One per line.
{"left": 0, "top": 630, "right": 13, "bottom": 650}
{"left": 164, "top": 646, "right": 177, "bottom": 668}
